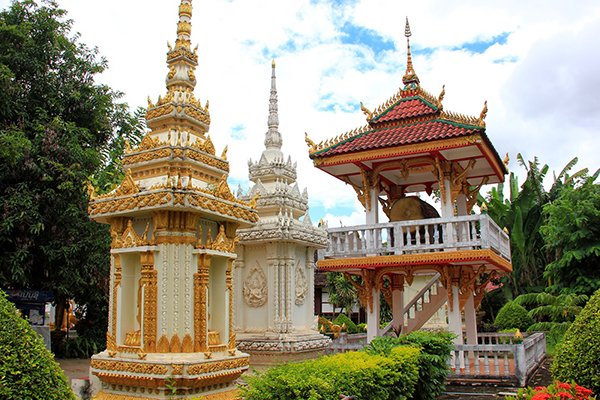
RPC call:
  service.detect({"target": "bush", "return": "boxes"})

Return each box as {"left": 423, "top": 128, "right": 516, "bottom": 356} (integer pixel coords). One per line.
{"left": 333, "top": 313, "right": 358, "bottom": 334}
{"left": 0, "top": 293, "right": 76, "bottom": 400}
{"left": 552, "top": 288, "right": 600, "bottom": 394}
{"left": 365, "top": 330, "right": 454, "bottom": 400}
{"left": 241, "top": 346, "right": 420, "bottom": 400}
{"left": 357, "top": 323, "right": 367, "bottom": 332}
{"left": 494, "top": 301, "right": 534, "bottom": 331}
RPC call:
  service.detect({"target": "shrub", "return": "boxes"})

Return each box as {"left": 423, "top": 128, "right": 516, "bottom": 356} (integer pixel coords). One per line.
{"left": 494, "top": 301, "right": 534, "bottom": 331}
{"left": 365, "top": 330, "right": 454, "bottom": 400}
{"left": 333, "top": 313, "right": 358, "bottom": 334}
{"left": 241, "top": 345, "right": 421, "bottom": 400}
{"left": 357, "top": 323, "right": 367, "bottom": 332}
{"left": 0, "top": 293, "right": 76, "bottom": 400}
{"left": 552, "top": 288, "right": 600, "bottom": 394}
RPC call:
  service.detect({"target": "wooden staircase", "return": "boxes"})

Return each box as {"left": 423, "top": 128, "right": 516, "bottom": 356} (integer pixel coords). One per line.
{"left": 382, "top": 273, "right": 447, "bottom": 335}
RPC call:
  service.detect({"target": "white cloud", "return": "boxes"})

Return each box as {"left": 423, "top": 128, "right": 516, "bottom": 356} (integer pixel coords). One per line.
{"left": 2, "top": 0, "right": 600, "bottom": 223}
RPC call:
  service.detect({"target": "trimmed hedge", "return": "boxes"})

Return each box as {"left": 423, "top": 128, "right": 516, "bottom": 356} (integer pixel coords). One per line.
{"left": 552, "top": 288, "right": 600, "bottom": 394}
{"left": 333, "top": 313, "right": 359, "bottom": 334}
{"left": 365, "top": 331, "right": 454, "bottom": 400}
{"left": 0, "top": 293, "right": 76, "bottom": 400}
{"left": 241, "top": 346, "right": 421, "bottom": 400}
{"left": 494, "top": 301, "right": 534, "bottom": 331}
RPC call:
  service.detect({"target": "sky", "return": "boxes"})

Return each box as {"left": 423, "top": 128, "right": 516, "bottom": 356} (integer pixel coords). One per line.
{"left": 2, "top": 0, "right": 600, "bottom": 227}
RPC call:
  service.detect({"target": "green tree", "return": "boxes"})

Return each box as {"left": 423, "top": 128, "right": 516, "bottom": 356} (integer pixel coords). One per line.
{"left": 325, "top": 272, "right": 358, "bottom": 319}
{"left": 0, "top": 0, "right": 144, "bottom": 350}
{"left": 0, "top": 293, "right": 76, "bottom": 399}
{"left": 479, "top": 155, "right": 587, "bottom": 300}
{"left": 514, "top": 292, "right": 588, "bottom": 333}
{"left": 541, "top": 174, "right": 600, "bottom": 296}
{"left": 552, "top": 288, "right": 600, "bottom": 393}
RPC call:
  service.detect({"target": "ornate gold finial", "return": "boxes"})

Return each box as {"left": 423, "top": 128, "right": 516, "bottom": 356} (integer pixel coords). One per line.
{"left": 402, "top": 17, "right": 420, "bottom": 89}
{"left": 221, "top": 145, "right": 228, "bottom": 160}
{"left": 167, "top": 42, "right": 172, "bottom": 52}
{"left": 503, "top": 152, "right": 510, "bottom": 167}
{"left": 272, "top": 59, "right": 276, "bottom": 67}
{"left": 479, "top": 100, "right": 488, "bottom": 124}
{"left": 438, "top": 85, "right": 445, "bottom": 104}
{"left": 305, "top": 132, "right": 316, "bottom": 152}
{"left": 360, "top": 102, "right": 373, "bottom": 120}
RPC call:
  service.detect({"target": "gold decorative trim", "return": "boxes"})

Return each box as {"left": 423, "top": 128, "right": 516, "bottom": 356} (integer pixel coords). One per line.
{"left": 312, "top": 135, "right": 483, "bottom": 167}
{"left": 157, "top": 334, "right": 170, "bottom": 353}
{"left": 186, "top": 358, "right": 250, "bottom": 375}
{"left": 141, "top": 260, "right": 158, "bottom": 353}
{"left": 194, "top": 255, "right": 210, "bottom": 352}
{"left": 90, "top": 190, "right": 258, "bottom": 223}
{"left": 93, "top": 390, "right": 242, "bottom": 400}
{"left": 91, "top": 360, "right": 168, "bottom": 375}
{"left": 170, "top": 333, "right": 182, "bottom": 353}
{"left": 182, "top": 333, "right": 194, "bottom": 353}
{"left": 318, "top": 249, "right": 512, "bottom": 272}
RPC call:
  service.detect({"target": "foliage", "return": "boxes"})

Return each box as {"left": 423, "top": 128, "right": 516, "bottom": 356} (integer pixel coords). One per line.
{"left": 0, "top": 293, "right": 76, "bottom": 399}
{"left": 365, "top": 331, "right": 454, "bottom": 400}
{"left": 241, "top": 345, "right": 421, "bottom": 400}
{"left": 0, "top": 0, "right": 144, "bottom": 342}
{"left": 325, "top": 272, "right": 358, "bottom": 319}
{"left": 333, "top": 313, "right": 359, "bottom": 334}
{"left": 478, "top": 155, "right": 587, "bottom": 299}
{"left": 494, "top": 301, "right": 534, "bottom": 331}
{"left": 515, "top": 292, "right": 588, "bottom": 334}
{"left": 506, "top": 381, "right": 596, "bottom": 400}
{"left": 542, "top": 175, "right": 600, "bottom": 296}
{"left": 357, "top": 323, "right": 367, "bottom": 332}
{"left": 552, "top": 288, "right": 600, "bottom": 394}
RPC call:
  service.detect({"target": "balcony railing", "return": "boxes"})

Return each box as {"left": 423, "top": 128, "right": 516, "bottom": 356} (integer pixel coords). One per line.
{"left": 322, "top": 214, "right": 511, "bottom": 262}
{"left": 448, "top": 332, "right": 547, "bottom": 386}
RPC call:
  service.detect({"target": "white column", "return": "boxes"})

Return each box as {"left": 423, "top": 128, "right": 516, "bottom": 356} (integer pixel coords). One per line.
{"left": 464, "top": 292, "right": 477, "bottom": 345}
{"left": 447, "top": 286, "right": 463, "bottom": 345}
{"left": 391, "top": 275, "right": 404, "bottom": 334}
{"left": 366, "top": 287, "right": 380, "bottom": 343}
{"left": 365, "top": 188, "right": 379, "bottom": 225}
{"left": 441, "top": 178, "right": 454, "bottom": 218}
{"left": 455, "top": 193, "right": 468, "bottom": 216}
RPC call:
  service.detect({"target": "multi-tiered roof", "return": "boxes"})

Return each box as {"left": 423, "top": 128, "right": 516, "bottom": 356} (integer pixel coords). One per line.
{"left": 307, "top": 19, "right": 507, "bottom": 207}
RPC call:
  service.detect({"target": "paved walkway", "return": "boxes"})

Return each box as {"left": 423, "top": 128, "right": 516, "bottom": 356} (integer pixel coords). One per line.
{"left": 57, "top": 358, "right": 91, "bottom": 384}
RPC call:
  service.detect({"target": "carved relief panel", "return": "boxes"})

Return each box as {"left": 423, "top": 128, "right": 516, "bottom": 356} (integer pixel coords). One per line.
{"left": 295, "top": 261, "right": 308, "bottom": 306}
{"left": 243, "top": 261, "right": 268, "bottom": 307}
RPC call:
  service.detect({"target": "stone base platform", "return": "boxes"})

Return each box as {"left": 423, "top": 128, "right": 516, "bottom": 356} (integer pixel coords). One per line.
{"left": 91, "top": 349, "right": 249, "bottom": 399}
{"left": 236, "top": 332, "right": 331, "bottom": 367}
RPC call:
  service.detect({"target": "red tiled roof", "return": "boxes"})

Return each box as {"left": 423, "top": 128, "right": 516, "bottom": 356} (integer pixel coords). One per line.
{"left": 314, "top": 120, "right": 482, "bottom": 158}
{"left": 373, "top": 97, "right": 438, "bottom": 123}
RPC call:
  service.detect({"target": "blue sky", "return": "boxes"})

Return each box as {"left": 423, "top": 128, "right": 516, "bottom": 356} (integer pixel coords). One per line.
{"left": 2, "top": 0, "right": 599, "bottom": 227}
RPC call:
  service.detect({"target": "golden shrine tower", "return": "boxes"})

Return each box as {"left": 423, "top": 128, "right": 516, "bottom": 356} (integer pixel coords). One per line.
{"left": 88, "top": 1, "right": 258, "bottom": 399}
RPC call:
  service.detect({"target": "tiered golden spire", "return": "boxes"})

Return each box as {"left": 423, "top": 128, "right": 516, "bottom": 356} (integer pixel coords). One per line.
{"left": 402, "top": 17, "right": 420, "bottom": 89}
{"left": 164, "top": 0, "right": 198, "bottom": 92}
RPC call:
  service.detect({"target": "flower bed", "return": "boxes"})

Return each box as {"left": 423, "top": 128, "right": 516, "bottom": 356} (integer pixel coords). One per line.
{"left": 505, "top": 381, "right": 596, "bottom": 400}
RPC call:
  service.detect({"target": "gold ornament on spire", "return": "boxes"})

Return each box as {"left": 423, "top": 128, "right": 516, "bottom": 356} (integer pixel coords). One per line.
{"left": 402, "top": 17, "right": 420, "bottom": 89}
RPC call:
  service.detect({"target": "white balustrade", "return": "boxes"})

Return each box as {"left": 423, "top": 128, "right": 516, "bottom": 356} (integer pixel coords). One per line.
{"left": 323, "top": 214, "right": 511, "bottom": 262}
{"left": 448, "top": 332, "right": 546, "bottom": 386}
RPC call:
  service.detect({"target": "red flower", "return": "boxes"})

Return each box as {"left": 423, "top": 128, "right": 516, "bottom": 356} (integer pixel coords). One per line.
{"left": 531, "top": 393, "right": 551, "bottom": 400}
{"left": 534, "top": 387, "right": 547, "bottom": 392}
{"left": 575, "top": 386, "right": 593, "bottom": 397}
{"left": 557, "top": 383, "right": 572, "bottom": 391}
{"left": 556, "top": 392, "right": 574, "bottom": 399}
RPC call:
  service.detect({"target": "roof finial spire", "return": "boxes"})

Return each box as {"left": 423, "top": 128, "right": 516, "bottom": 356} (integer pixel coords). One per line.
{"left": 402, "top": 17, "right": 420, "bottom": 90}
{"left": 165, "top": 0, "right": 198, "bottom": 92}
{"left": 175, "top": 0, "right": 193, "bottom": 50}
{"left": 264, "top": 60, "right": 282, "bottom": 151}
